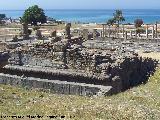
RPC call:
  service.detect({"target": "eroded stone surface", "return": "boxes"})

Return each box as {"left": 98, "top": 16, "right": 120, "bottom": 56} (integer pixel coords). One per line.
{"left": 0, "top": 27, "right": 158, "bottom": 95}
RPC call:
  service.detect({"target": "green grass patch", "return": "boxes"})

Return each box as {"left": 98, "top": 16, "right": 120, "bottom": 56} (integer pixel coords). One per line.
{"left": 0, "top": 69, "right": 160, "bottom": 120}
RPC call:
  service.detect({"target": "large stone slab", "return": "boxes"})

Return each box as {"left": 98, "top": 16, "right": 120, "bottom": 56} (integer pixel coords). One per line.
{"left": 0, "top": 73, "right": 112, "bottom": 96}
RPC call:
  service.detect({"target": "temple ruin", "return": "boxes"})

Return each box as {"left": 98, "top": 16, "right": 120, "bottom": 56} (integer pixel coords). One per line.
{"left": 0, "top": 22, "right": 159, "bottom": 96}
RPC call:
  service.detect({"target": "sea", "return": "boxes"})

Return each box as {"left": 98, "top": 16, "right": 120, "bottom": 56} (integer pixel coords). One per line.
{"left": 0, "top": 9, "right": 160, "bottom": 24}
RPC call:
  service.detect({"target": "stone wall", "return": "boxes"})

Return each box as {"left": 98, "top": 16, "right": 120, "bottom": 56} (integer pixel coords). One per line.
{"left": 9, "top": 52, "right": 67, "bottom": 69}
{"left": 0, "top": 73, "right": 112, "bottom": 96}
{"left": 0, "top": 52, "right": 10, "bottom": 68}
{"left": 6, "top": 43, "right": 158, "bottom": 94}
{"left": 4, "top": 37, "right": 158, "bottom": 95}
{"left": 2, "top": 65, "right": 111, "bottom": 86}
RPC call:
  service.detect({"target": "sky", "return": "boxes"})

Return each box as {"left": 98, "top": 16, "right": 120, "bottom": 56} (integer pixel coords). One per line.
{"left": 0, "top": 0, "right": 160, "bottom": 10}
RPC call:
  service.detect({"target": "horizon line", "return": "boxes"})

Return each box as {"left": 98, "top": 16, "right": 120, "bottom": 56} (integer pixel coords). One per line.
{"left": 1, "top": 8, "right": 160, "bottom": 11}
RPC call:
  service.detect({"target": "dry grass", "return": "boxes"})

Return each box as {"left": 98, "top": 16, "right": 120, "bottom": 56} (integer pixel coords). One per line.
{"left": 0, "top": 70, "right": 160, "bottom": 120}
{"left": 139, "top": 51, "right": 160, "bottom": 61}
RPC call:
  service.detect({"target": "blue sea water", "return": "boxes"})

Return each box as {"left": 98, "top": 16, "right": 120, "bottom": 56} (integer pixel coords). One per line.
{"left": 0, "top": 9, "right": 160, "bottom": 24}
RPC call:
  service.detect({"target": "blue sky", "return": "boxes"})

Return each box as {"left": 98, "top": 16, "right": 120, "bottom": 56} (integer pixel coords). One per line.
{"left": 0, "top": 0, "right": 160, "bottom": 10}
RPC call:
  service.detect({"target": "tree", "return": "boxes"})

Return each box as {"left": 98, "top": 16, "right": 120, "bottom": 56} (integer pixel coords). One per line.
{"left": 107, "top": 18, "right": 116, "bottom": 37}
{"left": 21, "top": 5, "right": 47, "bottom": 26}
{"left": 0, "top": 14, "right": 6, "bottom": 24}
{"left": 134, "top": 19, "right": 143, "bottom": 28}
{"left": 113, "top": 10, "right": 125, "bottom": 27}
{"left": 107, "top": 10, "right": 125, "bottom": 27}
{"left": 0, "top": 14, "right": 5, "bottom": 20}
{"left": 113, "top": 10, "right": 125, "bottom": 37}
{"left": 107, "top": 18, "right": 115, "bottom": 26}
{"left": 107, "top": 10, "right": 125, "bottom": 38}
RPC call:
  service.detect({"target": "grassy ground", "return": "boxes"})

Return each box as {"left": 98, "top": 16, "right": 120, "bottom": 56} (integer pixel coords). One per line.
{"left": 0, "top": 69, "right": 160, "bottom": 120}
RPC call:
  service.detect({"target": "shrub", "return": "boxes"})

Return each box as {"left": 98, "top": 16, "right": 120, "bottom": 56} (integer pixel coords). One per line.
{"left": 134, "top": 19, "right": 143, "bottom": 28}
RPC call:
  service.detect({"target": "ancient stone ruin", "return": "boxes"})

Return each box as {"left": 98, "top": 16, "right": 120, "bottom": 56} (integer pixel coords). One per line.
{"left": 65, "top": 23, "right": 71, "bottom": 39}
{"left": 21, "top": 23, "right": 29, "bottom": 40}
{"left": 0, "top": 23, "right": 158, "bottom": 96}
{"left": 35, "top": 29, "right": 42, "bottom": 39}
{"left": 50, "top": 30, "right": 57, "bottom": 38}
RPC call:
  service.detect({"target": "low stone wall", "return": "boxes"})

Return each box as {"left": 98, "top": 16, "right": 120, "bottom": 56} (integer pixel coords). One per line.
{"left": 0, "top": 73, "right": 112, "bottom": 96}
{"left": 2, "top": 65, "right": 111, "bottom": 86}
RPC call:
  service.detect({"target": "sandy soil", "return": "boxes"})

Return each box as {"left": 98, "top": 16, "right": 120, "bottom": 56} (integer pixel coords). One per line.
{"left": 138, "top": 51, "right": 160, "bottom": 61}
{"left": 1, "top": 23, "right": 160, "bottom": 36}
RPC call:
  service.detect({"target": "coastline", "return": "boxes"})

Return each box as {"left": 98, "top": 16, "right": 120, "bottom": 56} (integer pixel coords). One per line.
{"left": 1, "top": 9, "right": 160, "bottom": 24}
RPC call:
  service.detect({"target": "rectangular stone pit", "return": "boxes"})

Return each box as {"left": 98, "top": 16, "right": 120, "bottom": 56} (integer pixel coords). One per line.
{"left": 0, "top": 73, "right": 112, "bottom": 96}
